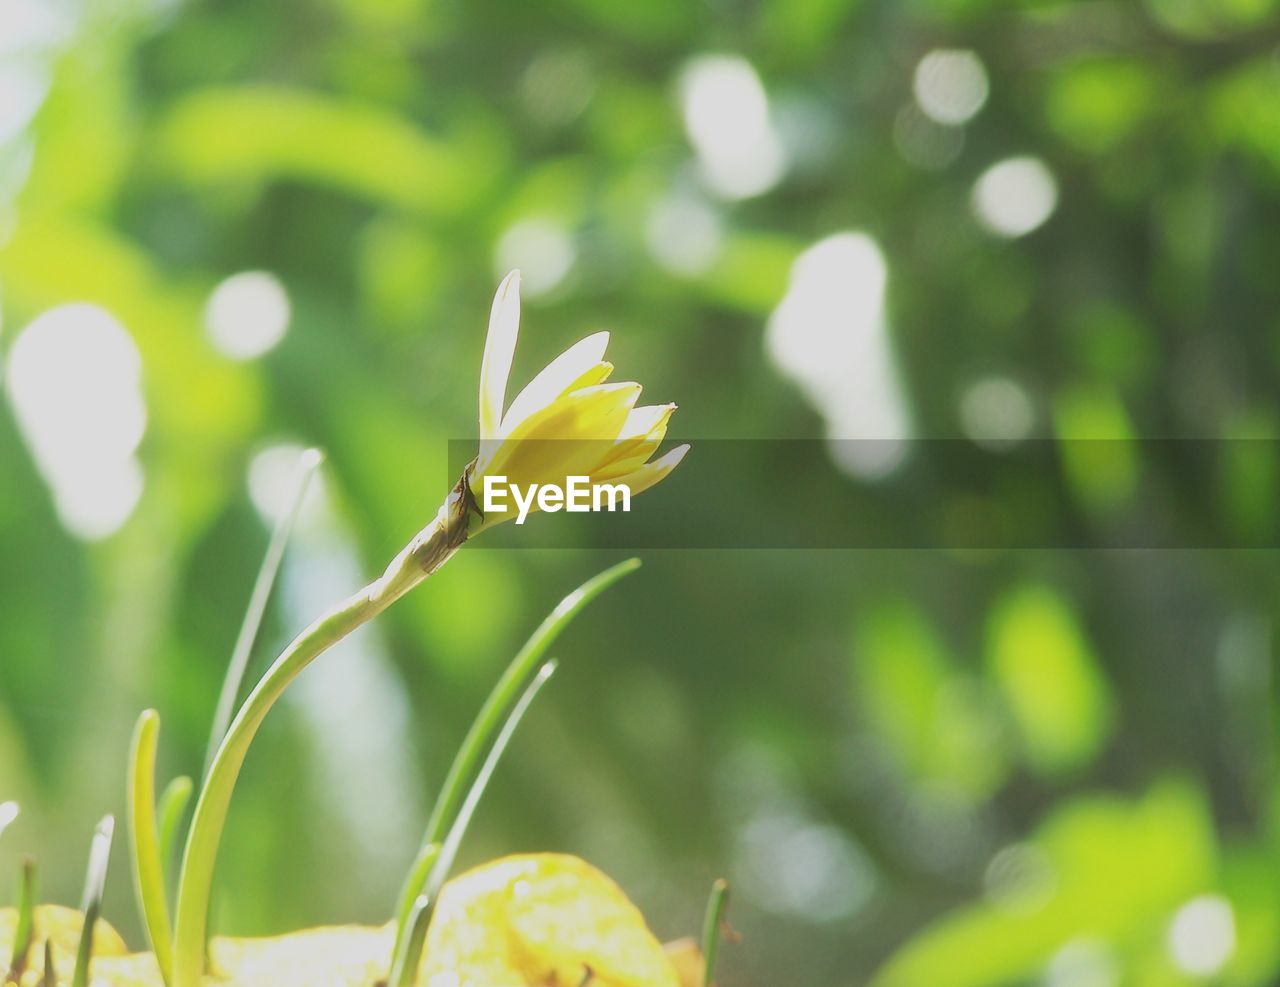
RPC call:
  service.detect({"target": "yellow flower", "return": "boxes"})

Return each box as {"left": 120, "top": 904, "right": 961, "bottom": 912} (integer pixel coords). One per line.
{"left": 469, "top": 271, "right": 688, "bottom": 529}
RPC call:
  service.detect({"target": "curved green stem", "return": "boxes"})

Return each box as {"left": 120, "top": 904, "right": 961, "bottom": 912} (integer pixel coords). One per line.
{"left": 174, "top": 588, "right": 373, "bottom": 987}
{"left": 172, "top": 503, "right": 465, "bottom": 987}
{"left": 390, "top": 558, "right": 640, "bottom": 950}
{"left": 158, "top": 776, "right": 194, "bottom": 878}
{"left": 129, "top": 710, "right": 175, "bottom": 983}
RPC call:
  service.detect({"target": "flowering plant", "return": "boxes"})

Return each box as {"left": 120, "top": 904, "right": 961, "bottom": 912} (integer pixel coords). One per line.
{"left": 0, "top": 277, "right": 719, "bottom": 987}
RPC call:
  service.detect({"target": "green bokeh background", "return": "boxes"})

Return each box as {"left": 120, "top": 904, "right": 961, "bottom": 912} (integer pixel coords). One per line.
{"left": 2, "top": 1, "right": 1279, "bottom": 985}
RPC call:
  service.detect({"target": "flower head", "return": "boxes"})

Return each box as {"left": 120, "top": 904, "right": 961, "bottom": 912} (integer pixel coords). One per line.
{"left": 469, "top": 271, "right": 687, "bottom": 529}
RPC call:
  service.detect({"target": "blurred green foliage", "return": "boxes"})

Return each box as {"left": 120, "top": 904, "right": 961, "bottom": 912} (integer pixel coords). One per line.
{"left": 2, "top": 0, "right": 1280, "bottom": 985}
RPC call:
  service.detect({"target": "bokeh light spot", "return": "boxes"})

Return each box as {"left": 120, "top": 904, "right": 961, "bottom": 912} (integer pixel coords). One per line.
{"left": 972, "top": 157, "right": 1058, "bottom": 238}
{"left": 767, "top": 232, "right": 911, "bottom": 480}
{"left": 913, "top": 49, "right": 989, "bottom": 126}
{"left": 205, "top": 270, "right": 291, "bottom": 360}
{"left": 983, "top": 843, "right": 1056, "bottom": 914}
{"left": 0, "top": 60, "right": 50, "bottom": 144}
{"left": 495, "top": 218, "right": 576, "bottom": 298}
{"left": 1167, "top": 895, "right": 1235, "bottom": 976}
{"left": 1047, "top": 939, "right": 1120, "bottom": 987}
{"left": 645, "top": 191, "right": 723, "bottom": 276}
{"left": 893, "top": 105, "right": 965, "bottom": 170}
{"left": 679, "top": 54, "right": 786, "bottom": 200}
{"left": 248, "top": 442, "right": 328, "bottom": 528}
{"left": 5, "top": 303, "right": 147, "bottom": 540}
{"left": 960, "top": 376, "right": 1035, "bottom": 448}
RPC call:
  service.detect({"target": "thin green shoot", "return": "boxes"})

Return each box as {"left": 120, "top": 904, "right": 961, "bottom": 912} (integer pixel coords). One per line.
{"left": 128, "top": 709, "right": 174, "bottom": 983}
{"left": 157, "top": 776, "right": 194, "bottom": 881}
{"left": 10, "top": 856, "right": 37, "bottom": 978}
{"left": 390, "top": 660, "right": 559, "bottom": 984}
{"left": 391, "top": 557, "right": 640, "bottom": 948}
{"left": 41, "top": 939, "right": 55, "bottom": 987}
{"left": 71, "top": 815, "right": 115, "bottom": 987}
{"left": 700, "top": 879, "right": 730, "bottom": 987}
{"left": 204, "top": 447, "right": 323, "bottom": 780}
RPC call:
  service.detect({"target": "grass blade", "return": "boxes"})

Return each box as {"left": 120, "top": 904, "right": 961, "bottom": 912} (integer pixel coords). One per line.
{"left": 128, "top": 710, "right": 174, "bottom": 983}
{"left": 157, "top": 776, "right": 194, "bottom": 878}
{"left": 391, "top": 662, "right": 558, "bottom": 985}
{"left": 71, "top": 815, "right": 115, "bottom": 987}
{"left": 392, "top": 557, "right": 640, "bottom": 943}
{"left": 700, "top": 879, "right": 730, "bottom": 987}
{"left": 204, "top": 447, "right": 323, "bottom": 780}
{"left": 431, "top": 660, "right": 557, "bottom": 901}
{"left": 10, "top": 856, "right": 37, "bottom": 978}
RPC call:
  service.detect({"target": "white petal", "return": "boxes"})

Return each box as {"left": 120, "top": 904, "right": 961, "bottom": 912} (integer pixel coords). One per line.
{"left": 479, "top": 270, "right": 522, "bottom": 441}
{"left": 500, "top": 331, "right": 610, "bottom": 437}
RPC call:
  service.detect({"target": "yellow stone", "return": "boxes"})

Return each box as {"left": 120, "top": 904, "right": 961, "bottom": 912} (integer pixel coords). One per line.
{"left": 0, "top": 855, "right": 701, "bottom": 987}
{"left": 422, "top": 854, "right": 681, "bottom": 987}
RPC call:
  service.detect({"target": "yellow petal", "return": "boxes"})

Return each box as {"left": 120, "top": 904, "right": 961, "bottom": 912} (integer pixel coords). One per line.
{"left": 477, "top": 382, "right": 640, "bottom": 490}
{"left": 0, "top": 905, "right": 132, "bottom": 984}
{"left": 500, "top": 332, "right": 610, "bottom": 438}
{"left": 567, "top": 359, "right": 614, "bottom": 392}
{"left": 594, "top": 404, "right": 676, "bottom": 480}
{"left": 207, "top": 923, "right": 392, "bottom": 986}
{"left": 607, "top": 443, "right": 690, "bottom": 498}
{"left": 422, "top": 854, "right": 682, "bottom": 987}
{"left": 663, "top": 938, "right": 708, "bottom": 987}
{"left": 479, "top": 270, "right": 522, "bottom": 442}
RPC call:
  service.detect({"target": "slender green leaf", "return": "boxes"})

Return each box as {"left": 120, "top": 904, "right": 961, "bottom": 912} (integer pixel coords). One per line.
{"left": 205, "top": 448, "right": 323, "bottom": 779}
{"left": 700, "top": 879, "right": 730, "bottom": 987}
{"left": 129, "top": 709, "right": 174, "bottom": 983}
{"left": 10, "top": 856, "right": 37, "bottom": 978}
{"left": 430, "top": 660, "right": 558, "bottom": 900}
{"left": 391, "top": 661, "right": 559, "bottom": 985}
{"left": 391, "top": 557, "right": 640, "bottom": 945}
